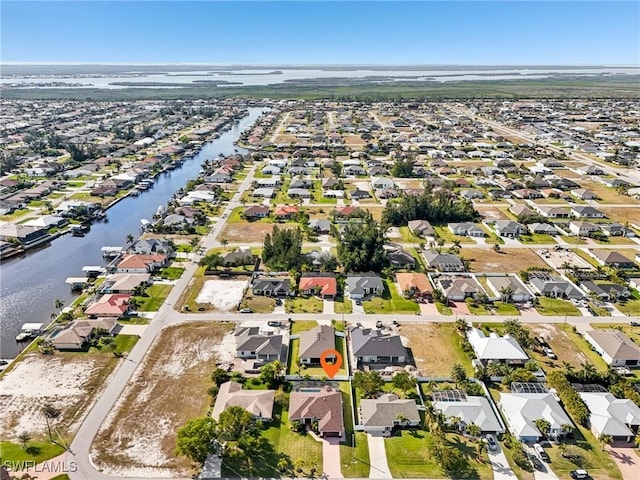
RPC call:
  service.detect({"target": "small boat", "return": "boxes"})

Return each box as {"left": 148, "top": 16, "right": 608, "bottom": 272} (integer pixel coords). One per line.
{"left": 15, "top": 332, "right": 31, "bottom": 342}
{"left": 71, "top": 224, "right": 89, "bottom": 236}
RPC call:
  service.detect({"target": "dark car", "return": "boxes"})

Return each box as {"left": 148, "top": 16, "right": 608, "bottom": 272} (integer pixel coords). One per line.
{"left": 275, "top": 299, "right": 282, "bottom": 306}
{"left": 531, "top": 456, "right": 544, "bottom": 471}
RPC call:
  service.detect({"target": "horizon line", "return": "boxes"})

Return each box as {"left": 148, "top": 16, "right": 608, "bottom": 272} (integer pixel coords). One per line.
{"left": 2, "top": 62, "right": 639, "bottom": 67}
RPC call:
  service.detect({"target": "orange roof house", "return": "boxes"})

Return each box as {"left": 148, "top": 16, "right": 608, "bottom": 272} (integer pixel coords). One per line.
{"left": 274, "top": 205, "right": 299, "bottom": 219}
{"left": 299, "top": 273, "right": 338, "bottom": 298}
{"left": 396, "top": 272, "right": 433, "bottom": 299}
{"left": 84, "top": 294, "right": 130, "bottom": 317}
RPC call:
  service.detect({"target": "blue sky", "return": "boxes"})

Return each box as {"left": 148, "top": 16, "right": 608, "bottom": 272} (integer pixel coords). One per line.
{"left": 1, "top": 1, "right": 639, "bottom": 64}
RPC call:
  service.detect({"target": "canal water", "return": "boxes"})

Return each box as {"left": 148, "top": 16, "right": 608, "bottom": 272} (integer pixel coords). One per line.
{"left": 0, "top": 107, "right": 265, "bottom": 358}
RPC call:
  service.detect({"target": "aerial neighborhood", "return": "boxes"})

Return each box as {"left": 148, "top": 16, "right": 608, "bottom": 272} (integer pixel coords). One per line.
{"left": 1, "top": 97, "right": 640, "bottom": 480}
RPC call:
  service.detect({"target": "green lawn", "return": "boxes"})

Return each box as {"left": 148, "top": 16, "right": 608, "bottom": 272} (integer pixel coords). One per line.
{"left": 433, "top": 226, "right": 475, "bottom": 244}
{"left": 562, "top": 236, "right": 587, "bottom": 245}
{"left": 535, "top": 297, "right": 581, "bottom": 316}
{"left": 519, "top": 233, "right": 557, "bottom": 244}
{"left": 132, "top": 284, "right": 172, "bottom": 311}
{"left": 565, "top": 328, "right": 609, "bottom": 371}
{"left": 227, "top": 207, "right": 245, "bottom": 224}
{"left": 385, "top": 430, "right": 492, "bottom": 479}
{"left": 615, "top": 298, "right": 640, "bottom": 316}
{"left": 118, "top": 317, "right": 150, "bottom": 325}
{"left": 0, "top": 208, "right": 31, "bottom": 221}
{"left": 545, "top": 427, "right": 622, "bottom": 480}
{"left": 97, "top": 334, "right": 139, "bottom": 354}
{"left": 291, "top": 320, "right": 319, "bottom": 335}
{"left": 241, "top": 292, "right": 275, "bottom": 313}
{"left": 334, "top": 296, "right": 353, "bottom": 314}
{"left": 435, "top": 302, "right": 453, "bottom": 315}
{"left": 160, "top": 266, "right": 185, "bottom": 280}
{"left": 340, "top": 432, "right": 370, "bottom": 478}
{"left": 285, "top": 296, "right": 323, "bottom": 314}
{"left": 398, "top": 226, "right": 421, "bottom": 243}
{"left": 466, "top": 301, "right": 492, "bottom": 316}
{"left": 0, "top": 440, "right": 65, "bottom": 463}
{"left": 493, "top": 302, "right": 520, "bottom": 316}
{"left": 363, "top": 279, "right": 419, "bottom": 314}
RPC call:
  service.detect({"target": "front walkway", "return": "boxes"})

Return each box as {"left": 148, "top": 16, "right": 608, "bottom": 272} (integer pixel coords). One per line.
{"left": 366, "top": 433, "right": 392, "bottom": 479}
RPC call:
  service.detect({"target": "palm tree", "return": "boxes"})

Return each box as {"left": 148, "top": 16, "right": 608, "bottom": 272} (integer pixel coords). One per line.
{"left": 534, "top": 418, "right": 551, "bottom": 439}
{"left": 466, "top": 423, "right": 482, "bottom": 439}
{"left": 395, "top": 413, "right": 409, "bottom": 426}
{"left": 450, "top": 363, "right": 468, "bottom": 387}
{"left": 561, "top": 361, "right": 574, "bottom": 375}
{"left": 448, "top": 416, "right": 462, "bottom": 432}
{"left": 561, "top": 423, "right": 574, "bottom": 438}
{"left": 499, "top": 285, "right": 514, "bottom": 303}
{"left": 598, "top": 433, "right": 612, "bottom": 451}
{"left": 579, "top": 362, "right": 599, "bottom": 382}
{"left": 221, "top": 238, "right": 229, "bottom": 248}
{"left": 126, "top": 233, "right": 134, "bottom": 245}
{"left": 54, "top": 298, "right": 64, "bottom": 312}
{"left": 455, "top": 318, "right": 470, "bottom": 334}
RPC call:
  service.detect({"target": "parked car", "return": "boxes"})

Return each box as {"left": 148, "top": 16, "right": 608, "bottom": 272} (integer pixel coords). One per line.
{"left": 275, "top": 299, "right": 282, "bottom": 306}
{"left": 534, "top": 443, "right": 550, "bottom": 462}
{"left": 355, "top": 299, "right": 362, "bottom": 306}
{"left": 570, "top": 470, "right": 589, "bottom": 479}
{"left": 485, "top": 434, "right": 498, "bottom": 451}
{"left": 531, "top": 456, "right": 544, "bottom": 471}
{"left": 630, "top": 321, "right": 640, "bottom": 327}
{"left": 376, "top": 320, "right": 384, "bottom": 329}
{"left": 392, "top": 320, "right": 400, "bottom": 327}
{"left": 239, "top": 308, "right": 252, "bottom": 313}
{"left": 543, "top": 347, "right": 557, "bottom": 359}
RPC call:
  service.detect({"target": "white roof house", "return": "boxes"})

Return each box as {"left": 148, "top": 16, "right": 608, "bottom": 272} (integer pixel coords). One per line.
{"left": 499, "top": 393, "right": 574, "bottom": 442}
{"left": 211, "top": 381, "right": 275, "bottom": 421}
{"left": 579, "top": 392, "right": 640, "bottom": 440}
{"left": 467, "top": 328, "right": 529, "bottom": 363}
{"left": 434, "top": 395, "right": 505, "bottom": 433}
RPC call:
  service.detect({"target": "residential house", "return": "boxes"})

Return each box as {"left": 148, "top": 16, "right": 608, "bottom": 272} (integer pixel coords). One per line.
{"left": 534, "top": 205, "right": 570, "bottom": 218}
{"left": 212, "top": 381, "right": 275, "bottom": 421}
{"left": 222, "top": 248, "right": 253, "bottom": 267}
{"left": 101, "top": 273, "right": 150, "bottom": 294}
{"left": 243, "top": 205, "right": 270, "bottom": 219}
{"left": 49, "top": 317, "right": 118, "bottom": 350}
{"left": 571, "top": 188, "right": 597, "bottom": 201}
{"left": 289, "top": 386, "right": 344, "bottom": 437}
{"left": 288, "top": 188, "right": 312, "bottom": 199}
{"left": 584, "top": 330, "right": 640, "bottom": 367}
{"left": 509, "top": 204, "right": 535, "bottom": 218}
{"left": 499, "top": 392, "right": 574, "bottom": 442}
{"left": 350, "top": 189, "right": 371, "bottom": 200}
{"left": 396, "top": 272, "right": 433, "bottom": 300}
{"left": 346, "top": 273, "right": 384, "bottom": 299}
{"left": 433, "top": 274, "right": 483, "bottom": 301}
{"left": 344, "top": 165, "right": 366, "bottom": 176}
{"left": 0, "top": 224, "right": 48, "bottom": 244}
{"left": 84, "top": 294, "right": 130, "bottom": 318}
{"left": 299, "top": 273, "right": 337, "bottom": 299}
{"left": 601, "top": 222, "right": 635, "bottom": 237}
{"left": 528, "top": 272, "right": 584, "bottom": 300}
{"left": 588, "top": 250, "right": 636, "bottom": 268}
{"left": 433, "top": 392, "right": 505, "bottom": 434}
{"left": 252, "top": 188, "right": 276, "bottom": 198}
{"left": 460, "top": 189, "right": 484, "bottom": 200}
{"left": 130, "top": 237, "right": 173, "bottom": 256}
{"left": 513, "top": 189, "right": 543, "bottom": 200}
{"left": 387, "top": 247, "right": 416, "bottom": 269}
{"left": 273, "top": 205, "right": 299, "bottom": 220}
{"left": 234, "top": 327, "right": 284, "bottom": 362}
{"left": 484, "top": 275, "right": 535, "bottom": 303}
{"left": 298, "top": 325, "right": 336, "bottom": 365}
{"left": 251, "top": 277, "right": 294, "bottom": 297}
{"left": 528, "top": 223, "right": 558, "bottom": 235}
{"left": 579, "top": 392, "right": 640, "bottom": 441}
{"left": 571, "top": 206, "right": 605, "bottom": 219}
{"left": 408, "top": 220, "right": 435, "bottom": 237}
{"left": 569, "top": 221, "right": 600, "bottom": 237}
{"left": 423, "top": 251, "right": 465, "bottom": 272}
{"left": 359, "top": 394, "right": 420, "bottom": 435}
{"left": 349, "top": 326, "right": 408, "bottom": 365}
{"left": 467, "top": 328, "right": 529, "bottom": 365}
{"left": 371, "top": 177, "right": 395, "bottom": 190}
{"left": 309, "top": 218, "right": 331, "bottom": 234}
{"left": 448, "top": 222, "right": 484, "bottom": 238}
{"left": 580, "top": 281, "right": 630, "bottom": 301}
{"left": 493, "top": 220, "right": 527, "bottom": 238}
{"left": 115, "top": 254, "right": 167, "bottom": 274}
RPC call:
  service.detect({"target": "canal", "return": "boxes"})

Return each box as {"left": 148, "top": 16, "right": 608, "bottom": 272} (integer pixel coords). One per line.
{"left": 0, "top": 107, "right": 265, "bottom": 358}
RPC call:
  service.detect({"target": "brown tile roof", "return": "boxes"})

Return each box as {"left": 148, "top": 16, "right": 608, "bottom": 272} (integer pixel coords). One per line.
{"left": 289, "top": 386, "right": 344, "bottom": 435}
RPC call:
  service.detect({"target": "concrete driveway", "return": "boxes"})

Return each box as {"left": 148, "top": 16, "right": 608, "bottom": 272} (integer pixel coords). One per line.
{"left": 449, "top": 300, "right": 471, "bottom": 316}
{"left": 322, "top": 437, "right": 344, "bottom": 478}
{"left": 366, "top": 434, "right": 392, "bottom": 478}
{"left": 607, "top": 443, "right": 640, "bottom": 480}
{"left": 487, "top": 445, "right": 517, "bottom": 480}
{"left": 323, "top": 298, "right": 335, "bottom": 314}
{"left": 419, "top": 301, "right": 440, "bottom": 315}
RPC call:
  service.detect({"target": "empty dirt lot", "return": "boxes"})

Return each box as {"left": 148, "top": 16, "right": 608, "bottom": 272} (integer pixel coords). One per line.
{"left": 461, "top": 247, "right": 548, "bottom": 273}
{"left": 92, "top": 322, "right": 233, "bottom": 477}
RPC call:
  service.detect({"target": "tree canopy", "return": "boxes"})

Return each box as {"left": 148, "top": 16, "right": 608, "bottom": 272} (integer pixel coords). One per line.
{"left": 390, "top": 157, "right": 416, "bottom": 177}
{"left": 382, "top": 188, "right": 479, "bottom": 226}
{"left": 176, "top": 416, "right": 219, "bottom": 464}
{"left": 337, "top": 212, "right": 387, "bottom": 272}
{"left": 353, "top": 370, "right": 384, "bottom": 398}
{"left": 262, "top": 226, "right": 303, "bottom": 271}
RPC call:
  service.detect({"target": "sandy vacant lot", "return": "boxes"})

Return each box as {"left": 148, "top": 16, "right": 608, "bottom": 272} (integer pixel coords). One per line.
{"left": 402, "top": 323, "right": 473, "bottom": 377}
{"left": 218, "top": 222, "right": 296, "bottom": 242}
{"left": 92, "top": 322, "right": 233, "bottom": 478}
{"left": 526, "top": 323, "right": 589, "bottom": 369}
{"left": 195, "top": 279, "right": 248, "bottom": 311}
{"left": 461, "top": 247, "right": 548, "bottom": 273}
{"left": 0, "top": 353, "right": 117, "bottom": 441}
